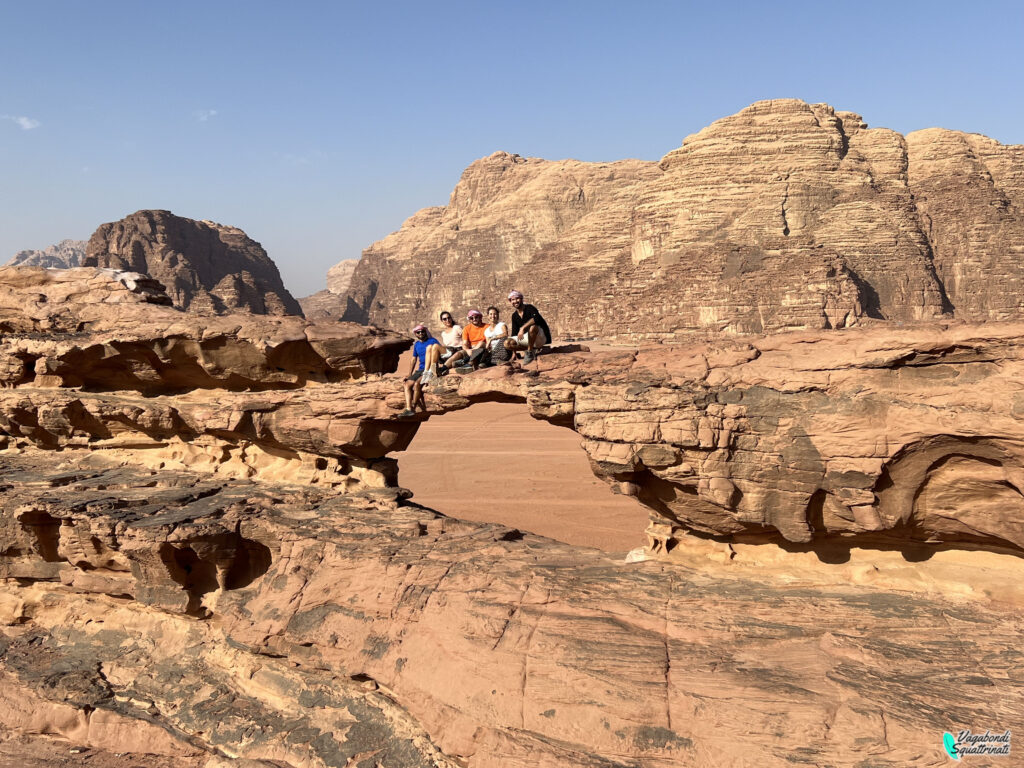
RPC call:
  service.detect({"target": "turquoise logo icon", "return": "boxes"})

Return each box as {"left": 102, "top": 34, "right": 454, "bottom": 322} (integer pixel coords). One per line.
{"left": 944, "top": 732, "right": 961, "bottom": 760}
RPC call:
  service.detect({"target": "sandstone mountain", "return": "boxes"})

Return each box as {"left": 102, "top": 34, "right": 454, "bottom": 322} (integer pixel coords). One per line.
{"left": 298, "top": 258, "right": 361, "bottom": 320}
{"left": 84, "top": 209, "right": 303, "bottom": 316}
{"left": 326, "top": 257, "right": 358, "bottom": 294}
{"left": 335, "top": 99, "right": 1024, "bottom": 340}
{"left": 5, "top": 238, "right": 85, "bottom": 269}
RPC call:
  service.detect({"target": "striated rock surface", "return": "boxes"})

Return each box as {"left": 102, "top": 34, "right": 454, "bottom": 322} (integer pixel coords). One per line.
{"left": 0, "top": 266, "right": 409, "bottom": 392}
{"left": 1, "top": 454, "right": 1022, "bottom": 767}
{"left": 298, "top": 288, "right": 351, "bottom": 321}
{"left": 5, "top": 239, "right": 86, "bottom": 269}
{"left": 342, "top": 151, "right": 659, "bottom": 334}
{"left": 326, "top": 258, "right": 359, "bottom": 295}
{"left": 4, "top": 317, "right": 1022, "bottom": 555}
{"left": 906, "top": 127, "right": 1024, "bottom": 320}
{"left": 84, "top": 210, "right": 303, "bottom": 316}
{"left": 1, "top": 268, "right": 1023, "bottom": 766}
{"left": 301, "top": 261, "right": 362, "bottom": 320}
{"left": 336, "top": 99, "right": 1024, "bottom": 340}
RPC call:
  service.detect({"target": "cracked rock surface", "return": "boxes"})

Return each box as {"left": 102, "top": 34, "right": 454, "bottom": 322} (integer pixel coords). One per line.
{"left": 1, "top": 269, "right": 1022, "bottom": 766}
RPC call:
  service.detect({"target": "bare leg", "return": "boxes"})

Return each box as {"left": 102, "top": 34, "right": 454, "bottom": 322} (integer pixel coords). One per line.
{"left": 403, "top": 378, "right": 416, "bottom": 410}
{"left": 526, "top": 325, "right": 540, "bottom": 351}
{"left": 424, "top": 343, "right": 441, "bottom": 374}
{"left": 446, "top": 350, "right": 467, "bottom": 368}
{"left": 414, "top": 381, "right": 427, "bottom": 411}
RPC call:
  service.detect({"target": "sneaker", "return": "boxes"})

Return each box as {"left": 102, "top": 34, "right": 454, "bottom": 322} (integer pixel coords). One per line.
{"left": 420, "top": 369, "right": 435, "bottom": 384}
{"left": 438, "top": 366, "right": 450, "bottom": 377}
{"left": 398, "top": 408, "right": 416, "bottom": 418}
{"left": 455, "top": 365, "right": 474, "bottom": 374}
{"left": 522, "top": 351, "right": 535, "bottom": 364}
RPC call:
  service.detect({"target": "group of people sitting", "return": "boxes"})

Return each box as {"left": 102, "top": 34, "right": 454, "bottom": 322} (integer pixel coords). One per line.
{"left": 400, "top": 290, "right": 551, "bottom": 417}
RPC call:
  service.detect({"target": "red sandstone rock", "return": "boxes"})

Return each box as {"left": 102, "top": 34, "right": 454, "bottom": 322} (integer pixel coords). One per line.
{"left": 0, "top": 455, "right": 1021, "bottom": 767}
{"left": 0, "top": 266, "right": 409, "bottom": 391}
{"left": 1, "top": 267, "right": 1022, "bottom": 767}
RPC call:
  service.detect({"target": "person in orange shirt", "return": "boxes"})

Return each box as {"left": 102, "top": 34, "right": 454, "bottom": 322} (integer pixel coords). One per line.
{"left": 444, "top": 309, "right": 489, "bottom": 372}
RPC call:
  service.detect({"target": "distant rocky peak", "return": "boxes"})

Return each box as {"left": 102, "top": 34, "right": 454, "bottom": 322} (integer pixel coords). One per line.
{"left": 84, "top": 209, "right": 303, "bottom": 316}
{"left": 6, "top": 239, "right": 86, "bottom": 269}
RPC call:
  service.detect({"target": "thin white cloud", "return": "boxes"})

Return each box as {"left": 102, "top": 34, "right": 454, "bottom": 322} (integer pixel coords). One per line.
{"left": 2, "top": 115, "right": 40, "bottom": 130}
{"left": 194, "top": 109, "right": 218, "bottom": 122}
{"left": 280, "top": 149, "right": 328, "bottom": 167}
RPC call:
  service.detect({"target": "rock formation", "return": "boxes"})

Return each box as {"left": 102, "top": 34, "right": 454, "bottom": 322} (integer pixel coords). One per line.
{"left": 5, "top": 239, "right": 86, "bottom": 269}
{"left": 0, "top": 266, "right": 408, "bottom": 391}
{"left": 2, "top": 259, "right": 1023, "bottom": 765}
{"left": 84, "top": 210, "right": 303, "bottom": 316}
{"left": 3, "top": 454, "right": 1022, "bottom": 768}
{"left": 299, "top": 260, "right": 361, "bottom": 321}
{"left": 326, "top": 258, "right": 358, "bottom": 295}
{"left": 334, "top": 99, "right": 1024, "bottom": 341}
{"left": 298, "top": 289, "right": 350, "bottom": 321}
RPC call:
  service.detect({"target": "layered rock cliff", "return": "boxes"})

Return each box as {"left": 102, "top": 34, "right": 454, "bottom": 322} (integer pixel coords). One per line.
{"left": 85, "top": 210, "right": 303, "bottom": 316}
{"left": 336, "top": 99, "right": 1024, "bottom": 340}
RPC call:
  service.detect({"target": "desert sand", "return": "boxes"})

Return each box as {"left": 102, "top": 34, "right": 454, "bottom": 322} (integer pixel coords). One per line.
{"left": 397, "top": 400, "right": 648, "bottom": 552}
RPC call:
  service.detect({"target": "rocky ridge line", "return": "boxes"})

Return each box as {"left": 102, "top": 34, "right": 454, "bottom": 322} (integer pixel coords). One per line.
{"left": 5, "top": 239, "right": 86, "bottom": 269}
{"left": 334, "top": 99, "right": 1024, "bottom": 340}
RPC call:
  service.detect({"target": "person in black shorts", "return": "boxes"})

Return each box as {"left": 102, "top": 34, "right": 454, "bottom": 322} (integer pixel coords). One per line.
{"left": 401, "top": 324, "right": 440, "bottom": 417}
{"left": 504, "top": 290, "right": 551, "bottom": 364}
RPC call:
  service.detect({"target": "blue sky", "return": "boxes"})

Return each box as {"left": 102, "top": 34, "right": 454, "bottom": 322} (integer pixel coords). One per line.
{"left": 2, "top": 0, "right": 1022, "bottom": 297}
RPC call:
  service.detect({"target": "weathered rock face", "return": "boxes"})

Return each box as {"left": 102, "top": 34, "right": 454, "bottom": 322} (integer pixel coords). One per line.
{"left": 5, "top": 238, "right": 86, "bottom": 269}
{"left": 336, "top": 99, "right": 1024, "bottom": 340}
{"left": 2, "top": 277, "right": 1022, "bottom": 554}
{"left": 84, "top": 210, "right": 303, "bottom": 316}
{"left": 326, "top": 258, "right": 358, "bottom": 295}
{"left": 906, "top": 128, "right": 1024, "bottom": 320}
{"left": 1, "top": 454, "right": 1022, "bottom": 767}
{"left": 0, "top": 266, "right": 409, "bottom": 392}
{"left": 298, "top": 288, "right": 351, "bottom": 321}
{"left": 300, "top": 260, "right": 362, "bottom": 321}
{"left": 2, "top": 268, "right": 1023, "bottom": 766}
{"left": 342, "top": 151, "right": 659, "bottom": 333}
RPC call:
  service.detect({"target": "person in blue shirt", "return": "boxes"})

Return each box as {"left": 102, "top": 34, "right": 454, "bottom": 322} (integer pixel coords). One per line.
{"left": 401, "top": 324, "right": 441, "bottom": 417}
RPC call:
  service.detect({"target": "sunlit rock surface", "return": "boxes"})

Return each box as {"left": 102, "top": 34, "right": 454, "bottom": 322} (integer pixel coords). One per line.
{"left": 335, "top": 99, "right": 1024, "bottom": 341}
{"left": 5, "top": 239, "right": 86, "bottom": 269}
{"left": 84, "top": 209, "right": 303, "bottom": 316}
{"left": 1, "top": 263, "right": 1022, "bottom": 766}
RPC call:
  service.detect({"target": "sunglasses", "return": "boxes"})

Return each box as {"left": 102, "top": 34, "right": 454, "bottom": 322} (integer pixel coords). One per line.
{"left": 441, "top": 316, "right": 452, "bottom": 322}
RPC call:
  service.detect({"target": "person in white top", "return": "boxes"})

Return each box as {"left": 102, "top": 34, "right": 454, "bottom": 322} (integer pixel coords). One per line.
{"left": 484, "top": 306, "right": 510, "bottom": 364}
{"left": 438, "top": 310, "right": 463, "bottom": 364}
